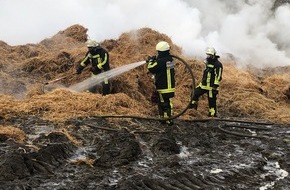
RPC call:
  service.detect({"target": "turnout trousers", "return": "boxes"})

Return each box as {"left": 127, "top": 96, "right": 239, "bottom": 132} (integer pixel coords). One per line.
{"left": 191, "top": 86, "right": 218, "bottom": 117}
{"left": 157, "top": 92, "right": 174, "bottom": 125}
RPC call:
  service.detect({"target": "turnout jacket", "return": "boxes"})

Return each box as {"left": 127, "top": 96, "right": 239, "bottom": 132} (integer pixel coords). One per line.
{"left": 199, "top": 56, "right": 223, "bottom": 90}
{"left": 80, "top": 47, "right": 110, "bottom": 75}
{"left": 147, "top": 51, "right": 175, "bottom": 95}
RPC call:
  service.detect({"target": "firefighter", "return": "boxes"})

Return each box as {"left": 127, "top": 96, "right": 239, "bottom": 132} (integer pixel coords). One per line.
{"left": 189, "top": 47, "right": 223, "bottom": 117}
{"left": 76, "top": 39, "right": 111, "bottom": 95}
{"left": 147, "top": 41, "right": 175, "bottom": 125}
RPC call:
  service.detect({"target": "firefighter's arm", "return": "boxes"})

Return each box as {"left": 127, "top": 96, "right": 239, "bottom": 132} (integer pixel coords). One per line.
{"left": 80, "top": 52, "right": 91, "bottom": 67}
{"left": 147, "top": 56, "right": 158, "bottom": 73}
{"left": 213, "top": 66, "right": 223, "bottom": 87}
{"left": 97, "top": 52, "right": 108, "bottom": 69}
{"left": 76, "top": 54, "right": 90, "bottom": 74}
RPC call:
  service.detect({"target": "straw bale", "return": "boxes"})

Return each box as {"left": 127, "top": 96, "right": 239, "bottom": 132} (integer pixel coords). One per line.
{"left": 0, "top": 125, "right": 26, "bottom": 143}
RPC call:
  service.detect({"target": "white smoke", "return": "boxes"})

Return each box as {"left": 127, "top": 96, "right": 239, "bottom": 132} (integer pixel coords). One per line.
{"left": 0, "top": 0, "right": 289, "bottom": 68}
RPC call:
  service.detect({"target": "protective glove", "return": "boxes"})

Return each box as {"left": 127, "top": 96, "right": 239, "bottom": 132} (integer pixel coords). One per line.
{"left": 212, "top": 84, "right": 219, "bottom": 90}
{"left": 146, "top": 56, "right": 151, "bottom": 63}
{"left": 76, "top": 65, "right": 84, "bottom": 74}
{"left": 146, "top": 56, "right": 156, "bottom": 63}
{"left": 97, "top": 64, "right": 102, "bottom": 70}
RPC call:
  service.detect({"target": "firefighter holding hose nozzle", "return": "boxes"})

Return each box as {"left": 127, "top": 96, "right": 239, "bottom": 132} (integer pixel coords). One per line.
{"left": 147, "top": 41, "right": 175, "bottom": 126}
{"left": 76, "top": 39, "right": 111, "bottom": 95}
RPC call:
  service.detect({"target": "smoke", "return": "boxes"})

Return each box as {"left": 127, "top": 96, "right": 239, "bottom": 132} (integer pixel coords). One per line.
{"left": 0, "top": 0, "right": 290, "bottom": 68}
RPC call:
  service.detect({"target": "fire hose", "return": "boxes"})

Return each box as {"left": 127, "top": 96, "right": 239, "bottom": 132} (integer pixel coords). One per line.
{"left": 85, "top": 55, "right": 196, "bottom": 122}
{"left": 42, "top": 73, "right": 76, "bottom": 93}
{"left": 75, "top": 55, "right": 277, "bottom": 138}
{"left": 46, "top": 56, "right": 276, "bottom": 138}
{"left": 44, "top": 73, "right": 76, "bottom": 85}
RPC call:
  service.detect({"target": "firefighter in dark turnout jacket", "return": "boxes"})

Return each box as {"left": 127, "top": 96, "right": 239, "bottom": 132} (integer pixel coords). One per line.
{"left": 190, "top": 47, "right": 223, "bottom": 117}
{"left": 147, "top": 41, "right": 175, "bottom": 125}
{"left": 76, "top": 39, "right": 111, "bottom": 95}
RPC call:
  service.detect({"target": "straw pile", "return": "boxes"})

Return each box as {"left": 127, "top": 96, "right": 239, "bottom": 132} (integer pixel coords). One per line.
{"left": 219, "top": 64, "right": 290, "bottom": 123}
{"left": 0, "top": 25, "right": 289, "bottom": 124}
{"left": 0, "top": 89, "right": 151, "bottom": 122}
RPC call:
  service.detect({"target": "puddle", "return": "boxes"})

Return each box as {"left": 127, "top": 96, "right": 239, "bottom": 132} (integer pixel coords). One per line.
{"left": 27, "top": 124, "right": 55, "bottom": 143}
{"left": 260, "top": 161, "right": 289, "bottom": 190}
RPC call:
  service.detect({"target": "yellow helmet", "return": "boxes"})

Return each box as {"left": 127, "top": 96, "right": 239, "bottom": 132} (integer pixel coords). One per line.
{"left": 156, "top": 41, "right": 170, "bottom": 51}
{"left": 206, "top": 47, "right": 216, "bottom": 55}
{"left": 85, "top": 39, "right": 99, "bottom": 47}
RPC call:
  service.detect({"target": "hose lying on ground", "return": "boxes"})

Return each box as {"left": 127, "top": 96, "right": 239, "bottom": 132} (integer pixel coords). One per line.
{"left": 216, "top": 125, "right": 267, "bottom": 139}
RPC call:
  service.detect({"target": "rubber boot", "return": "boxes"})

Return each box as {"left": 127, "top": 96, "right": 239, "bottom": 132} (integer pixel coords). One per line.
{"left": 208, "top": 108, "right": 217, "bottom": 117}
{"left": 166, "top": 119, "right": 174, "bottom": 126}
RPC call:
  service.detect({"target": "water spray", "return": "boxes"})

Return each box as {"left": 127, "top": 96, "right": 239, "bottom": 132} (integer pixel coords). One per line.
{"left": 68, "top": 61, "right": 146, "bottom": 92}
{"left": 76, "top": 55, "right": 196, "bottom": 122}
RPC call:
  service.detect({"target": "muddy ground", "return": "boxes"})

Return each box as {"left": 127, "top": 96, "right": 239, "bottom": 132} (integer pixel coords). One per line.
{"left": 0, "top": 115, "right": 290, "bottom": 190}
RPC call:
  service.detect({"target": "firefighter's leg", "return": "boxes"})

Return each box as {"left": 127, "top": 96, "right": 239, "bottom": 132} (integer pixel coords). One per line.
{"left": 208, "top": 90, "right": 218, "bottom": 117}
{"left": 165, "top": 98, "right": 174, "bottom": 125}
{"left": 157, "top": 93, "right": 166, "bottom": 124}
{"left": 163, "top": 98, "right": 174, "bottom": 125}
{"left": 189, "top": 86, "right": 206, "bottom": 110}
{"left": 102, "top": 79, "right": 111, "bottom": 96}
{"left": 158, "top": 94, "right": 173, "bottom": 125}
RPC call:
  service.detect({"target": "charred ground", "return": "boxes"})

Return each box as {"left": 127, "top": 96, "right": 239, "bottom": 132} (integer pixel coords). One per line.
{"left": 1, "top": 116, "right": 290, "bottom": 190}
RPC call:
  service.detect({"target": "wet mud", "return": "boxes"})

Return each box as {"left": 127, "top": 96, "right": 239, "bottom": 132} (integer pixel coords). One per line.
{"left": 0, "top": 116, "right": 290, "bottom": 190}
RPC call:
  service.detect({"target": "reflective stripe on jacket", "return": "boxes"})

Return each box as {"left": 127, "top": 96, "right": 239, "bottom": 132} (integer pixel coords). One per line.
{"left": 147, "top": 52, "right": 175, "bottom": 95}
{"left": 199, "top": 56, "right": 223, "bottom": 90}
{"left": 80, "top": 47, "right": 110, "bottom": 71}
